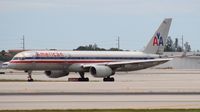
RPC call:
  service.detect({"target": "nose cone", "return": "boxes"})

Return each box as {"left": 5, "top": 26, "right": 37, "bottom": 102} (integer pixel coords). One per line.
{"left": 1, "top": 62, "right": 10, "bottom": 69}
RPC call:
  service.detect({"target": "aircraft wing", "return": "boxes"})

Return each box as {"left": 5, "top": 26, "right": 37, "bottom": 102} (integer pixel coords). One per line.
{"left": 82, "top": 58, "right": 173, "bottom": 69}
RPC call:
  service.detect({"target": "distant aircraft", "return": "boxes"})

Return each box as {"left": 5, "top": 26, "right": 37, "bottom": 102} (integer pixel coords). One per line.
{"left": 3, "top": 18, "right": 172, "bottom": 82}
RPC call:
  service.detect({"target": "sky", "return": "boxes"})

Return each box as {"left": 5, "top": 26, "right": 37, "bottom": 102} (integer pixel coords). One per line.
{"left": 0, "top": 0, "right": 200, "bottom": 51}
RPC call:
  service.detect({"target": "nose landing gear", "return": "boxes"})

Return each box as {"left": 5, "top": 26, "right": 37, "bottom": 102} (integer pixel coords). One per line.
{"left": 27, "top": 70, "right": 34, "bottom": 82}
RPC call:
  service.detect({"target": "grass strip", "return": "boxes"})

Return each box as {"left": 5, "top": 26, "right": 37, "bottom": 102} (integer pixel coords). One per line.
{"left": 0, "top": 109, "right": 200, "bottom": 112}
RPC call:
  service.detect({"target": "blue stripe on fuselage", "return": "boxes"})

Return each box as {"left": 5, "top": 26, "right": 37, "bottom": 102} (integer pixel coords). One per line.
{"left": 15, "top": 57, "right": 155, "bottom": 60}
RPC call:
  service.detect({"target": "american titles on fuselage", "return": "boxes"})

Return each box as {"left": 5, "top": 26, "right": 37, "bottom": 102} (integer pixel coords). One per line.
{"left": 36, "top": 52, "right": 64, "bottom": 57}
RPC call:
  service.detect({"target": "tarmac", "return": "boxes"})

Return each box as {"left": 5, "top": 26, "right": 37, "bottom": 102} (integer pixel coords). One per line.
{"left": 0, "top": 69, "right": 200, "bottom": 109}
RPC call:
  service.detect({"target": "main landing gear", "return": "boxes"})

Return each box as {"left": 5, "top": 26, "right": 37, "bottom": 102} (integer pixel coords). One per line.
{"left": 103, "top": 76, "right": 115, "bottom": 82}
{"left": 78, "top": 72, "right": 89, "bottom": 82}
{"left": 69, "top": 72, "right": 115, "bottom": 82}
{"left": 27, "top": 70, "right": 34, "bottom": 82}
{"left": 77, "top": 72, "right": 115, "bottom": 82}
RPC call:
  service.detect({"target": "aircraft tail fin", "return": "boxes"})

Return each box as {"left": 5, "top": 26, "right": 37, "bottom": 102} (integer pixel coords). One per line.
{"left": 143, "top": 18, "right": 172, "bottom": 55}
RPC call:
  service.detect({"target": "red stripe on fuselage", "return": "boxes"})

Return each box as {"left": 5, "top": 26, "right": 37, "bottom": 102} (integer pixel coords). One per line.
{"left": 10, "top": 60, "right": 114, "bottom": 64}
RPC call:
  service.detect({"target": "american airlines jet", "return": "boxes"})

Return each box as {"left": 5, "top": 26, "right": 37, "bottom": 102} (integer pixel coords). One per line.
{"left": 3, "top": 18, "right": 172, "bottom": 82}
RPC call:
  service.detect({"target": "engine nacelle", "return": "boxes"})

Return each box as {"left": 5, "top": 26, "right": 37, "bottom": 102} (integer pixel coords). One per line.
{"left": 90, "top": 66, "right": 114, "bottom": 78}
{"left": 45, "top": 70, "right": 69, "bottom": 78}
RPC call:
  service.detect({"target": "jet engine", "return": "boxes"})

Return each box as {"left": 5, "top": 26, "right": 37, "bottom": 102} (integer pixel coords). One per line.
{"left": 90, "top": 66, "right": 114, "bottom": 77}
{"left": 45, "top": 70, "right": 69, "bottom": 78}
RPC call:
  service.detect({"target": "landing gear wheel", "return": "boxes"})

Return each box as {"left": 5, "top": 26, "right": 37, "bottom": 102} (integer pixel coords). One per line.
{"left": 78, "top": 77, "right": 89, "bottom": 82}
{"left": 103, "top": 77, "right": 114, "bottom": 82}
{"left": 28, "top": 78, "right": 34, "bottom": 82}
{"left": 78, "top": 72, "right": 89, "bottom": 82}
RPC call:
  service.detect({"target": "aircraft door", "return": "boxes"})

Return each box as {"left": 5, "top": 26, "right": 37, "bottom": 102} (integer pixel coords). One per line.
{"left": 63, "top": 53, "right": 71, "bottom": 69}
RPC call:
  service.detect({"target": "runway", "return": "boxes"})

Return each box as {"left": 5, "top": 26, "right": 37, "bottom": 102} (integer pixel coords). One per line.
{"left": 1, "top": 93, "right": 200, "bottom": 110}
{"left": 0, "top": 69, "right": 200, "bottom": 109}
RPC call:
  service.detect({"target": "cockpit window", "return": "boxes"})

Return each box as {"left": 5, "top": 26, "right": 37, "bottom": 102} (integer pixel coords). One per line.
{"left": 13, "top": 57, "right": 19, "bottom": 60}
{"left": 12, "top": 57, "right": 24, "bottom": 60}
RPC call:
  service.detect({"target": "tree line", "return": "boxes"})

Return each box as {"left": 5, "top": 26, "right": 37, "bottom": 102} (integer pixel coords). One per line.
{"left": 74, "top": 44, "right": 123, "bottom": 51}
{"left": 164, "top": 36, "right": 191, "bottom": 52}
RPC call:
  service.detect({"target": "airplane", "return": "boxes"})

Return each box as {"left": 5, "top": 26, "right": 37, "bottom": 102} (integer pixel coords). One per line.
{"left": 3, "top": 18, "right": 172, "bottom": 82}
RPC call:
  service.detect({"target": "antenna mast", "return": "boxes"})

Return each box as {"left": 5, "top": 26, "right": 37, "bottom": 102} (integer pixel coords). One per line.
{"left": 117, "top": 36, "right": 120, "bottom": 50}
{"left": 21, "top": 35, "right": 25, "bottom": 50}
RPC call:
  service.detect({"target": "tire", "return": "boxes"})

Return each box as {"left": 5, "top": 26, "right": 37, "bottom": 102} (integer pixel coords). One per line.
{"left": 103, "top": 77, "right": 114, "bottom": 82}
{"left": 28, "top": 79, "right": 34, "bottom": 82}
{"left": 78, "top": 77, "right": 89, "bottom": 82}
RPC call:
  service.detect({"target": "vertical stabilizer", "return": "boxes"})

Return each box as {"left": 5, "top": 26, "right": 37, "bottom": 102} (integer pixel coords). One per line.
{"left": 143, "top": 18, "right": 172, "bottom": 54}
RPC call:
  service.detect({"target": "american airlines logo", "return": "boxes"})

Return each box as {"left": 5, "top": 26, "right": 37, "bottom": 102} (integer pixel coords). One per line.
{"left": 153, "top": 33, "right": 163, "bottom": 46}
{"left": 36, "top": 52, "right": 64, "bottom": 57}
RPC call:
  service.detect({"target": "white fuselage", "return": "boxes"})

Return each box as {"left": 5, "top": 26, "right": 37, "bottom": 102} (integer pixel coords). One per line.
{"left": 8, "top": 50, "right": 159, "bottom": 72}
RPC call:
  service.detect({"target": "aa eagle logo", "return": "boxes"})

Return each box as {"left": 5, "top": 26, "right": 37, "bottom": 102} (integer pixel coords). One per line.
{"left": 153, "top": 33, "right": 163, "bottom": 46}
